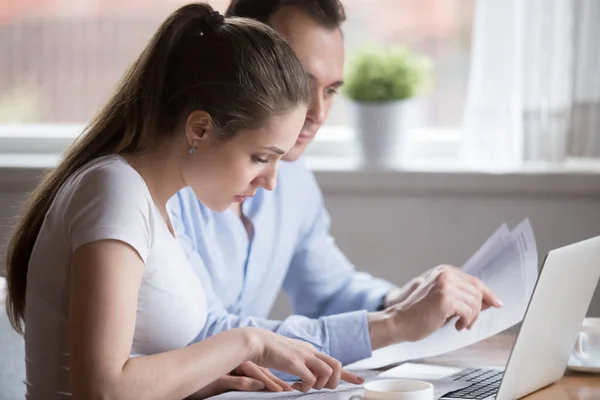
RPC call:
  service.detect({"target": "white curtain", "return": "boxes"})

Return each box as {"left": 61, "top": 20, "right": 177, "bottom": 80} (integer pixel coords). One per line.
{"left": 460, "top": 0, "right": 600, "bottom": 169}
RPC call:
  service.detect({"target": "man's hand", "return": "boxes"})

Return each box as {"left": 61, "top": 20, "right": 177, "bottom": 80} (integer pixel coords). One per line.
{"left": 368, "top": 265, "right": 502, "bottom": 349}
{"left": 385, "top": 265, "right": 501, "bottom": 313}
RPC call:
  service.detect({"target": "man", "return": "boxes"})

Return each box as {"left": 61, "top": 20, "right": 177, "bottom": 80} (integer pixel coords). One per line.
{"left": 168, "top": 0, "right": 501, "bottom": 368}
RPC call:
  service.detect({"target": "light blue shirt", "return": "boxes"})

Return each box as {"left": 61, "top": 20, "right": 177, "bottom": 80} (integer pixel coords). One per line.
{"left": 168, "top": 159, "right": 395, "bottom": 366}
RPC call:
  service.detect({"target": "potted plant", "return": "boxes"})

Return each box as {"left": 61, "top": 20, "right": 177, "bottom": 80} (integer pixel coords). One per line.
{"left": 344, "top": 45, "right": 432, "bottom": 168}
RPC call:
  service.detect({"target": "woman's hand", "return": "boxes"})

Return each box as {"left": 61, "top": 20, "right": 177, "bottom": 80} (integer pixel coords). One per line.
{"left": 244, "top": 328, "right": 364, "bottom": 393}
{"left": 231, "top": 361, "right": 293, "bottom": 392}
{"left": 187, "top": 361, "right": 292, "bottom": 399}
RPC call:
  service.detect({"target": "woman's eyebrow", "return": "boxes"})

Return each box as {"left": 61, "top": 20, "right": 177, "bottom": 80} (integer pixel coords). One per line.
{"left": 262, "top": 146, "right": 285, "bottom": 155}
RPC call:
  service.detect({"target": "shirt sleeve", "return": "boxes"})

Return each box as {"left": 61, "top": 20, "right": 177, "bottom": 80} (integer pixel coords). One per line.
{"left": 168, "top": 190, "right": 373, "bottom": 368}
{"left": 63, "top": 165, "right": 153, "bottom": 263}
{"left": 282, "top": 166, "right": 396, "bottom": 318}
{"left": 187, "top": 247, "right": 372, "bottom": 368}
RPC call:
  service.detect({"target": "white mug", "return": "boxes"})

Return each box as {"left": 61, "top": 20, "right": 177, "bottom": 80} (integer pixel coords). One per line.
{"left": 572, "top": 317, "right": 600, "bottom": 367}
{"left": 363, "top": 379, "right": 434, "bottom": 400}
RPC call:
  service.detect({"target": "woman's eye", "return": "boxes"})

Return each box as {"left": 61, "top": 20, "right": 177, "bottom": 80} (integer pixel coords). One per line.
{"left": 252, "top": 155, "right": 269, "bottom": 163}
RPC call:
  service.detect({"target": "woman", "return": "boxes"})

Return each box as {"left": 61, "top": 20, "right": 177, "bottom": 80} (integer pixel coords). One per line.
{"left": 4, "top": 4, "right": 362, "bottom": 399}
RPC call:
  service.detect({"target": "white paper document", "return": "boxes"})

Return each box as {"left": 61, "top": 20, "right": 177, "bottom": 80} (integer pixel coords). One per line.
{"left": 209, "top": 382, "right": 363, "bottom": 399}
{"left": 210, "top": 373, "right": 468, "bottom": 400}
{"left": 379, "top": 362, "right": 464, "bottom": 380}
{"left": 346, "top": 219, "right": 539, "bottom": 370}
{"left": 210, "top": 372, "right": 378, "bottom": 399}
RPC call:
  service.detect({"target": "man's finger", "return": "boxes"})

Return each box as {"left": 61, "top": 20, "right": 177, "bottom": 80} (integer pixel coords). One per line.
{"left": 468, "top": 275, "right": 502, "bottom": 308}
{"left": 457, "top": 288, "right": 482, "bottom": 329}
{"left": 453, "top": 298, "right": 475, "bottom": 330}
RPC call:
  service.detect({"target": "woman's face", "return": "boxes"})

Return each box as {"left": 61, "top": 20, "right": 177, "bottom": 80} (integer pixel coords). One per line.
{"left": 181, "top": 106, "right": 307, "bottom": 212}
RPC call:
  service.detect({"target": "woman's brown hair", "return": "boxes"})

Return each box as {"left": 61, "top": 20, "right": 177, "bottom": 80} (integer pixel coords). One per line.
{"left": 4, "top": 2, "right": 310, "bottom": 333}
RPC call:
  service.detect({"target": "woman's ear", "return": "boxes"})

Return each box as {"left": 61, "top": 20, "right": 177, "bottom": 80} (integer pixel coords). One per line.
{"left": 185, "top": 110, "right": 213, "bottom": 147}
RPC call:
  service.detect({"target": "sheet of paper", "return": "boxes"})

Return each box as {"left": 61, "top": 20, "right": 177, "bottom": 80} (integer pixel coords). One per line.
{"left": 210, "top": 377, "right": 468, "bottom": 400}
{"left": 209, "top": 378, "right": 371, "bottom": 399}
{"left": 461, "top": 223, "right": 510, "bottom": 274}
{"left": 346, "top": 219, "right": 539, "bottom": 370}
{"left": 295, "top": 378, "right": 470, "bottom": 400}
{"left": 209, "top": 382, "right": 362, "bottom": 399}
{"left": 209, "top": 371, "right": 380, "bottom": 399}
{"left": 378, "top": 362, "right": 464, "bottom": 380}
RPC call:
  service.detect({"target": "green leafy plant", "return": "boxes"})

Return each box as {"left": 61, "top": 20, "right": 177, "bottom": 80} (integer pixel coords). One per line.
{"left": 343, "top": 45, "right": 433, "bottom": 103}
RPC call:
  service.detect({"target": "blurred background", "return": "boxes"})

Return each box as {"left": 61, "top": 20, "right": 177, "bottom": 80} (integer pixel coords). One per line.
{"left": 0, "top": 0, "right": 474, "bottom": 128}
{"left": 1, "top": 1, "right": 600, "bottom": 399}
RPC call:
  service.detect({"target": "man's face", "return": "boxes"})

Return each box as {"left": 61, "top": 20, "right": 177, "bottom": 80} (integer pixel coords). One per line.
{"left": 270, "top": 7, "right": 345, "bottom": 161}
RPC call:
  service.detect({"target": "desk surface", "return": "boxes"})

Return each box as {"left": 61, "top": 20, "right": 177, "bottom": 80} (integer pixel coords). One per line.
{"left": 416, "top": 333, "right": 600, "bottom": 399}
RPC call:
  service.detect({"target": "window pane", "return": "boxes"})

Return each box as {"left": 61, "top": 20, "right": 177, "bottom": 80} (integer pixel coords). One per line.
{"left": 1, "top": 0, "right": 474, "bottom": 129}
{"left": 0, "top": 0, "right": 229, "bottom": 124}
{"left": 327, "top": 0, "right": 476, "bottom": 128}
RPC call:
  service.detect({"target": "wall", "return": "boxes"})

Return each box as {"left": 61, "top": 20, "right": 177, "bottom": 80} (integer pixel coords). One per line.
{"left": 270, "top": 166, "right": 600, "bottom": 319}
{"left": 2, "top": 164, "right": 600, "bottom": 320}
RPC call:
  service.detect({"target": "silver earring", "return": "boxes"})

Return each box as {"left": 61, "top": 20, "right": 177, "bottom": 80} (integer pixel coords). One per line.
{"left": 189, "top": 141, "right": 197, "bottom": 155}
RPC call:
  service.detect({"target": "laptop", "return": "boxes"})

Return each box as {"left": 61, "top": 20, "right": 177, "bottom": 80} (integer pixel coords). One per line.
{"left": 438, "top": 235, "right": 600, "bottom": 399}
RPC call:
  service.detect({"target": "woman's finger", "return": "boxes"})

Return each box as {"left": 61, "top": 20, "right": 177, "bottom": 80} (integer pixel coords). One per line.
{"left": 304, "top": 356, "right": 333, "bottom": 391}
{"left": 287, "top": 362, "right": 317, "bottom": 393}
{"left": 218, "top": 376, "right": 265, "bottom": 392}
{"left": 255, "top": 367, "right": 294, "bottom": 392}
{"left": 312, "top": 374, "right": 330, "bottom": 391}
{"left": 315, "top": 353, "right": 342, "bottom": 389}
{"left": 239, "top": 362, "right": 287, "bottom": 392}
{"left": 316, "top": 352, "right": 364, "bottom": 387}
{"left": 341, "top": 369, "right": 365, "bottom": 385}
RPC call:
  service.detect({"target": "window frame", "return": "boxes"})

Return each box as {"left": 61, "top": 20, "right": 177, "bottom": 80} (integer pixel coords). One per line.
{"left": 0, "top": 124, "right": 462, "bottom": 162}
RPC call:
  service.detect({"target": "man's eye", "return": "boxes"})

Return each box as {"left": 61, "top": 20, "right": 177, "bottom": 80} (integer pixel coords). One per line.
{"left": 252, "top": 155, "right": 269, "bottom": 163}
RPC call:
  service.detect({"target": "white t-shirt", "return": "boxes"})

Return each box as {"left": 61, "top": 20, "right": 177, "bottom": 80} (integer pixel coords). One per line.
{"left": 24, "top": 155, "right": 207, "bottom": 399}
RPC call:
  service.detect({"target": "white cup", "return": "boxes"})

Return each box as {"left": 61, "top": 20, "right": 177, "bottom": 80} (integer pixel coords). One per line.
{"left": 363, "top": 379, "right": 434, "bottom": 400}
{"left": 572, "top": 317, "right": 600, "bottom": 367}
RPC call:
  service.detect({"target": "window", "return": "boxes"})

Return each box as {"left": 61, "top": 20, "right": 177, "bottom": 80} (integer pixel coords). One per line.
{"left": 328, "top": 0, "right": 475, "bottom": 130}
{"left": 1, "top": 0, "right": 229, "bottom": 125}
{"left": 1, "top": 0, "right": 474, "bottom": 158}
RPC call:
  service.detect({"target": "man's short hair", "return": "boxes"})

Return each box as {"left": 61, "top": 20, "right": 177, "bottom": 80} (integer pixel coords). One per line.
{"left": 226, "top": 0, "right": 346, "bottom": 29}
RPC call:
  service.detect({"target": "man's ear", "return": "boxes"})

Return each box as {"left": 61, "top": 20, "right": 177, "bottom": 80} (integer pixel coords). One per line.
{"left": 185, "top": 110, "right": 214, "bottom": 146}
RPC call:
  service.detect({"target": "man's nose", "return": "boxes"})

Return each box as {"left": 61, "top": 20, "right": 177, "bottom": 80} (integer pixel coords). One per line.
{"left": 307, "top": 91, "right": 327, "bottom": 125}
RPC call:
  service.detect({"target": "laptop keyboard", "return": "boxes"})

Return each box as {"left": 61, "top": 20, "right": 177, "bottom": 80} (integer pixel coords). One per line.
{"left": 443, "top": 368, "right": 504, "bottom": 399}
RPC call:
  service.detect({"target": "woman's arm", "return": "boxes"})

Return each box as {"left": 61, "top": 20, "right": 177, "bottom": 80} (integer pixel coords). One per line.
{"left": 69, "top": 239, "right": 257, "bottom": 400}
{"left": 69, "top": 239, "right": 362, "bottom": 400}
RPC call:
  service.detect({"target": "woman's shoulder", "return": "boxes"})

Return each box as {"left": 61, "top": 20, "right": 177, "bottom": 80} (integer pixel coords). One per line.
{"left": 57, "top": 155, "right": 154, "bottom": 229}
{"left": 57, "top": 155, "right": 156, "bottom": 260}
{"left": 60, "top": 155, "right": 149, "bottom": 205}
{"left": 72, "top": 155, "right": 148, "bottom": 192}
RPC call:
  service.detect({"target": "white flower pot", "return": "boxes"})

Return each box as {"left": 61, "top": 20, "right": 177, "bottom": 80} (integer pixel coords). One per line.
{"left": 349, "top": 98, "right": 420, "bottom": 169}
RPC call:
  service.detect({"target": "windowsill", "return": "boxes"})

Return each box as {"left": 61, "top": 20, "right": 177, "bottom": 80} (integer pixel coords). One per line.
{"left": 3, "top": 151, "right": 600, "bottom": 197}
{"left": 2, "top": 124, "right": 600, "bottom": 196}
